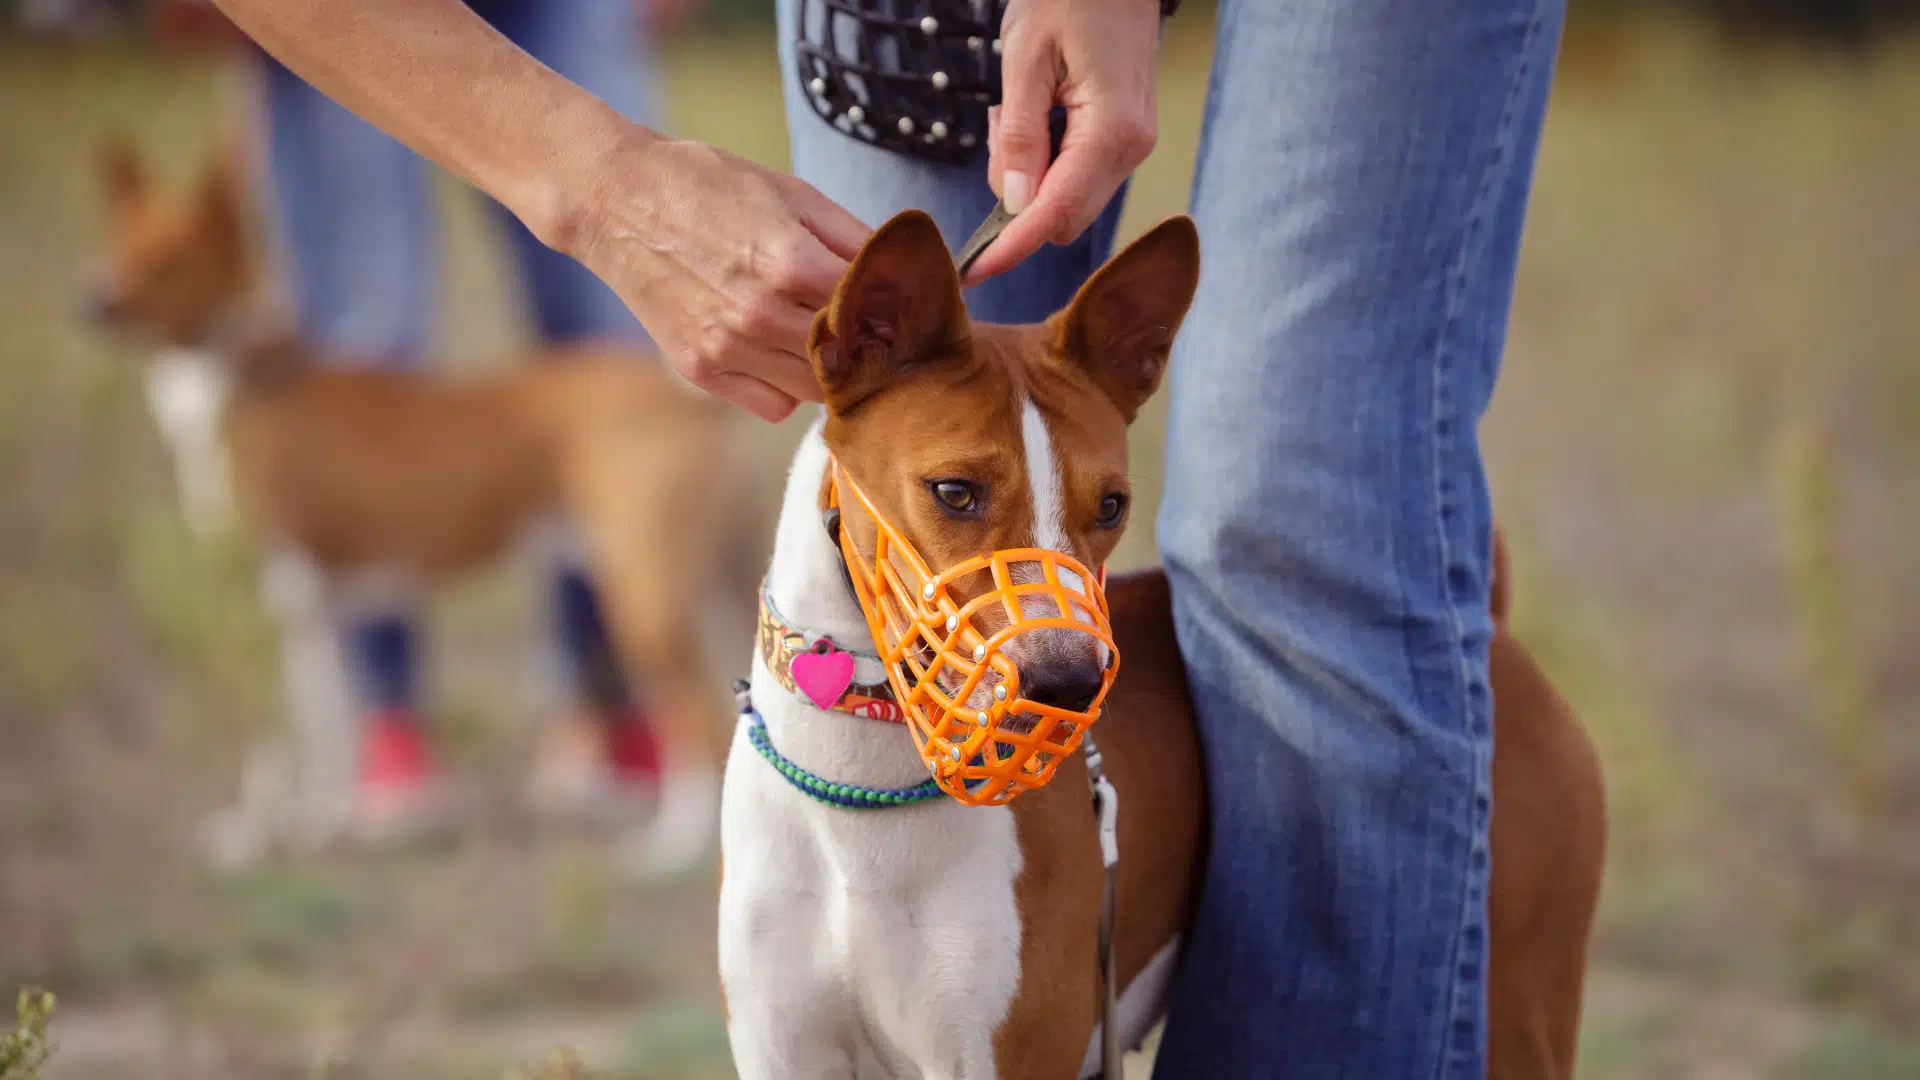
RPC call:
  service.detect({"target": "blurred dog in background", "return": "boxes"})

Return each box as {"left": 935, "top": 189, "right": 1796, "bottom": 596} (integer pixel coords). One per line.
{"left": 82, "top": 139, "right": 765, "bottom": 878}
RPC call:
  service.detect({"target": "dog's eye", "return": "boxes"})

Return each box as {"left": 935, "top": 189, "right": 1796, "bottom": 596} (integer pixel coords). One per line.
{"left": 1096, "top": 493, "right": 1129, "bottom": 528}
{"left": 929, "top": 480, "right": 979, "bottom": 514}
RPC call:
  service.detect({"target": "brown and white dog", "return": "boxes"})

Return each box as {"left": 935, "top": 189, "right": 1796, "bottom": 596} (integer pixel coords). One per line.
{"left": 84, "top": 140, "right": 761, "bottom": 877}
{"left": 718, "top": 211, "right": 1605, "bottom": 1078}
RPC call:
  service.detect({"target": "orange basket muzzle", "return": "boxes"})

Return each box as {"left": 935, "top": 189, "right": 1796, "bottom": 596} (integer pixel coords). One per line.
{"left": 827, "top": 460, "right": 1117, "bottom": 806}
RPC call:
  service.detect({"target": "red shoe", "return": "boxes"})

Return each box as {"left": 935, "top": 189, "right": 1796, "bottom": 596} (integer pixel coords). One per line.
{"left": 606, "top": 709, "right": 664, "bottom": 789}
{"left": 526, "top": 705, "right": 662, "bottom": 828}
{"left": 350, "top": 710, "right": 453, "bottom": 846}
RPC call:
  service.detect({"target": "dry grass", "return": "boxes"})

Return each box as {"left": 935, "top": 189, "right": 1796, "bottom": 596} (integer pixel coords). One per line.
{"left": 0, "top": 12, "right": 1917, "bottom": 1079}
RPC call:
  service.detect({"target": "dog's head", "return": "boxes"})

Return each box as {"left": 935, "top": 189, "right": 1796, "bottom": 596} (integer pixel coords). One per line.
{"left": 810, "top": 210, "right": 1198, "bottom": 787}
{"left": 82, "top": 139, "right": 253, "bottom": 349}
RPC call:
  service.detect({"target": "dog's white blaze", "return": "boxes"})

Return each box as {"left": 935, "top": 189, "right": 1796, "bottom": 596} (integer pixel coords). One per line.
{"left": 145, "top": 347, "right": 234, "bottom": 537}
{"left": 1020, "top": 398, "right": 1105, "bottom": 677}
{"left": 1021, "top": 397, "right": 1071, "bottom": 557}
{"left": 720, "top": 416, "right": 1022, "bottom": 1080}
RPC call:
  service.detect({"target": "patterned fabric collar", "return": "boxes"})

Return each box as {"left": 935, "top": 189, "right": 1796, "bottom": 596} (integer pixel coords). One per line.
{"left": 757, "top": 589, "right": 905, "bottom": 723}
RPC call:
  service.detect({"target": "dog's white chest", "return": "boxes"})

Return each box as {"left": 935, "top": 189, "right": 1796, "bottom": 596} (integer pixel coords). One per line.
{"left": 719, "top": 709, "right": 1025, "bottom": 1080}
{"left": 144, "top": 347, "right": 234, "bottom": 536}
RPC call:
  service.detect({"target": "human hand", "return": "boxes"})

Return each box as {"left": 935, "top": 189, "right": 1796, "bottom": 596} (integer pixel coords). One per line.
{"left": 968, "top": 0, "right": 1161, "bottom": 284}
{"left": 566, "top": 133, "right": 871, "bottom": 421}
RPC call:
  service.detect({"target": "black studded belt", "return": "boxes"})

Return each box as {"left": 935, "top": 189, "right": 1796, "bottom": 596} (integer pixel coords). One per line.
{"left": 794, "top": 0, "right": 1178, "bottom": 168}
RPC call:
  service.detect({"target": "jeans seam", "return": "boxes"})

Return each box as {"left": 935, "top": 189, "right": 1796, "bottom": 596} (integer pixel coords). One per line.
{"left": 1425, "top": 8, "right": 1544, "bottom": 1080}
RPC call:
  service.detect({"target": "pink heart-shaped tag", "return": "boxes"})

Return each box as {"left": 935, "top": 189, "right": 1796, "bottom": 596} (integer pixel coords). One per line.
{"left": 790, "top": 645, "right": 856, "bottom": 710}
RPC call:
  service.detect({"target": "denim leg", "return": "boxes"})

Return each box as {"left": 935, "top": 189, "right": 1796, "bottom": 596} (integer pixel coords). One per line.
{"left": 256, "top": 54, "right": 435, "bottom": 366}
{"left": 1151, "top": 1, "right": 1564, "bottom": 1077}
{"left": 476, "top": 0, "right": 666, "bottom": 714}
{"left": 776, "top": 0, "right": 1124, "bottom": 322}
{"left": 482, "top": 0, "right": 658, "bottom": 346}
{"left": 257, "top": 53, "right": 435, "bottom": 716}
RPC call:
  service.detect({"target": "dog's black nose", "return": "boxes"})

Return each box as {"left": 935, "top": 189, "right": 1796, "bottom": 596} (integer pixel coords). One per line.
{"left": 1022, "top": 661, "right": 1104, "bottom": 713}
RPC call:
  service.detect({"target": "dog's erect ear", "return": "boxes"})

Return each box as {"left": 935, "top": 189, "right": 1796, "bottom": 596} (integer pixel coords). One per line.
{"left": 101, "top": 139, "right": 147, "bottom": 212}
{"left": 809, "top": 210, "right": 968, "bottom": 413}
{"left": 1050, "top": 216, "right": 1200, "bottom": 422}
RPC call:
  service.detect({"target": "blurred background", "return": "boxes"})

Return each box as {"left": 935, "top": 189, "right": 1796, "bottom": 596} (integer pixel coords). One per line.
{"left": 1, "top": 1, "right": 1917, "bottom": 1078}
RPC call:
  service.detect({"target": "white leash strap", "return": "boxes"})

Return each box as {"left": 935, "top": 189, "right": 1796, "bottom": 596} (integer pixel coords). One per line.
{"left": 1084, "top": 733, "right": 1122, "bottom": 1079}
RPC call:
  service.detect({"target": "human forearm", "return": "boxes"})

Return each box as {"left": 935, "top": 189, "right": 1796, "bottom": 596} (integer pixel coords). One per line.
{"left": 212, "top": 0, "right": 643, "bottom": 253}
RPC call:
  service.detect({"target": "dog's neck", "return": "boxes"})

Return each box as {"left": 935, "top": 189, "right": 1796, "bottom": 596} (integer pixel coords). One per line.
{"left": 753, "top": 414, "right": 933, "bottom": 789}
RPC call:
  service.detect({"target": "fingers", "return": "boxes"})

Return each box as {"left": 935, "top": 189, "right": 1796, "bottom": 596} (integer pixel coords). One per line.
{"left": 988, "top": 21, "right": 1061, "bottom": 213}
{"left": 783, "top": 174, "right": 873, "bottom": 264}
{"left": 965, "top": 105, "right": 1152, "bottom": 285}
{"left": 705, "top": 371, "right": 799, "bottom": 423}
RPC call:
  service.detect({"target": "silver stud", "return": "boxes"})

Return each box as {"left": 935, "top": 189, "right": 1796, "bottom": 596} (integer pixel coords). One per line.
{"left": 959, "top": 133, "right": 977, "bottom": 149}
{"left": 847, "top": 105, "right": 865, "bottom": 124}
{"left": 897, "top": 116, "right": 915, "bottom": 135}
{"left": 945, "top": 615, "right": 959, "bottom": 633}
{"left": 809, "top": 77, "right": 827, "bottom": 96}
{"left": 930, "top": 120, "right": 949, "bottom": 139}
{"left": 991, "top": 38, "right": 1002, "bottom": 55}
{"left": 920, "top": 15, "right": 939, "bottom": 33}
{"left": 972, "top": 644, "right": 986, "bottom": 663}
{"left": 994, "top": 684, "right": 1008, "bottom": 702}
{"left": 931, "top": 71, "right": 950, "bottom": 91}
{"left": 967, "top": 35, "right": 984, "bottom": 51}
{"left": 922, "top": 582, "right": 937, "bottom": 602}
{"left": 950, "top": 744, "right": 963, "bottom": 762}
{"left": 976, "top": 710, "right": 991, "bottom": 726}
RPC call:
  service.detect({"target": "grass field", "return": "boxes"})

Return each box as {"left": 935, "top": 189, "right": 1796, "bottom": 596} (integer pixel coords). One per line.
{"left": 1, "top": 12, "right": 1918, "bottom": 1080}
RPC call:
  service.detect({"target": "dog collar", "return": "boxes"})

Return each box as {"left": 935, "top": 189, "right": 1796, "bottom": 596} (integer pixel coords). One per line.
{"left": 735, "top": 682, "right": 943, "bottom": 809}
{"left": 757, "top": 588, "right": 906, "bottom": 723}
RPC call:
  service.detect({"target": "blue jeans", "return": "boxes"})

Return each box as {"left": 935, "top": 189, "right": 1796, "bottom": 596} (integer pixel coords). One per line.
{"left": 255, "top": 0, "right": 660, "bottom": 716}
{"left": 780, "top": 0, "right": 1564, "bottom": 1075}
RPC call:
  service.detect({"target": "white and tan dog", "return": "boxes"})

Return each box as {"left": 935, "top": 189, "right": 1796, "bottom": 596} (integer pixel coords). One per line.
{"left": 718, "top": 211, "right": 1605, "bottom": 1079}
{"left": 84, "top": 141, "right": 761, "bottom": 876}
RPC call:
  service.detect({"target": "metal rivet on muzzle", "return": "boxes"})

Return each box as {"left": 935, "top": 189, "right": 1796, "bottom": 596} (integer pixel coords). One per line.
{"left": 922, "top": 583, "right": 937, "bottom": 602}
{"left": 897, "top": 117, "right": 915, "bottom": 135}
{"left": 994, "top": 684, "right": 1007, "bottom": 702}
{"left": 809, "top": 77, "right": 826, "bottom": 96}
{"left": 949, "top": 744, "right": 963, "bottom": 762}
{"left": 967, "top": 35, "right": 983, "bottom": 51}
{"left": 976, "top": 710, "right": 990, "bottom": 726}
{"left": 972, "top": 644, "right": 986, "bottom": 663}
{"left": 920, "top": 15, "right": 938, "bottom": 33}
{"left": 945, "top": 615, "right": 958, "bottom": 633}
{"left": 847, "top": 105, "right": 865, "bottom": 123}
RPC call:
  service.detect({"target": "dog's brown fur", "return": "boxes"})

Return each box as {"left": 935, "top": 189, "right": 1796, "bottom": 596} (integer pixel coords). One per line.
{"left": 804, "top": 211, "right": 1605, "bottom": 1078}
{"left": 88, "top": 140, "right": 761, "bottom": 775}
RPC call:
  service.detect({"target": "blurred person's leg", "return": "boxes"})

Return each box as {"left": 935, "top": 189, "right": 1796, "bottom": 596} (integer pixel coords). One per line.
{"left": 256, "top": 52, "right": 438, "bottom": 815}
{"left": 1150, "top": 0, "right": 1565, "bottom": 1075}
{"left": 776, "top": 0, "right": 1126, "bottom": 323}
{"left": 482, "top": 0, "right": 666, "bottom": 802}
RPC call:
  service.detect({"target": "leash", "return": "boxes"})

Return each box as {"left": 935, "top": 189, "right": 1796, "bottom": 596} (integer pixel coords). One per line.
{"left": 1083, "top": 731, "right": 1123, "bottom": 1080}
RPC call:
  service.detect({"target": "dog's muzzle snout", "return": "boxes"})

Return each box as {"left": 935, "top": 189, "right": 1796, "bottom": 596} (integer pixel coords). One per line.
{"left": 1020, "top": 658, "right": 1105, "bottom": 714}
{"left": 829, "top": 459, "right": 1119, "bottom": 806}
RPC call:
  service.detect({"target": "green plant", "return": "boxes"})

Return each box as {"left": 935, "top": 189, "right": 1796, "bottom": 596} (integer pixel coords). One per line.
{"left": 507, "top": 1047, "right": 593, "bottom": 1080}
{"left": 1768, "top": 420, "right": 1885, "bottom": 842}
{"left": 0, "top": 987, "right": 55, "bottom": 1080}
